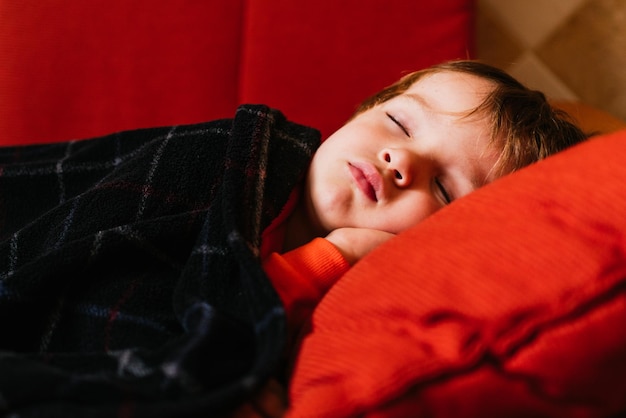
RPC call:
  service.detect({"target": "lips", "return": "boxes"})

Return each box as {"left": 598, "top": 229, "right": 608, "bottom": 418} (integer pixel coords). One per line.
{"left": 348, "top": 162, "right": 382, "bottom": 202}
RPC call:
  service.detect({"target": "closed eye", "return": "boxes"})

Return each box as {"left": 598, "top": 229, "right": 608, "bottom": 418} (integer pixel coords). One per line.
{"left": 386, "top": 113, "right": 410, "bottom": 137}
{"left": 435, "top": 177, "right": 452, "bottom": 204}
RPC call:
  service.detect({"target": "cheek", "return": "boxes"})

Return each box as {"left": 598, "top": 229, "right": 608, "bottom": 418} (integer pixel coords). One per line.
{"left": 304, "top": 170, "right": 353, "bottom": 231}
{"left": 380, "top": 197, "right": 441, "bottom": 234}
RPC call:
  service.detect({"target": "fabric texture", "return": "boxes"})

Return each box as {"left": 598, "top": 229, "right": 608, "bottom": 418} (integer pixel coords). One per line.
{"left": 0, "top": 104, "right": 320, "bottom": 417}
{"left": 263, "top": 238, "right": 350, "bottom": 345}
{"left": 287, "top": 129, "right": 626, "bottom": 418}
{"left": 240, "top": 0, "right": 475, "bottom": 140}
{"left": 0, "top": 0, "right": 474, "bottom": 145}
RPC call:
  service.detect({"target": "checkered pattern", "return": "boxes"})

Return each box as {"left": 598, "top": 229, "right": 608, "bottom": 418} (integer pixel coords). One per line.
{"left": 0, "top": 105, "right": 320, "bottom": 417}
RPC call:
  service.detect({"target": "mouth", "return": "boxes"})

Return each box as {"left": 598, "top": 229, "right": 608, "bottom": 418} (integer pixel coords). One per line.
{"left": 348, "top": 162, "right": 382, "bottom": 202}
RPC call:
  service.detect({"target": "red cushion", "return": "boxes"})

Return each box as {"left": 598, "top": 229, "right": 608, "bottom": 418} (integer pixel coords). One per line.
{"left": 287, "top": 129, "right": 626, "bottom": 417}
{"left": 240, "top": 0, "right": 475, "bottom": 139}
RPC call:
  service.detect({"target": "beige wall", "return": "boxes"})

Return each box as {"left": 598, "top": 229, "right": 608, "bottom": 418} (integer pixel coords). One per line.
{"left": 477, "top": 0, "right": 626, "bottom": 122}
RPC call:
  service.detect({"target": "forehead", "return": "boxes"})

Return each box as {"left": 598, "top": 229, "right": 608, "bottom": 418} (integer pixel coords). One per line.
{"left": 400, "top": 71, "right": 503, "bottom": 188}
{"left": 403, "top": 71, "right": 496, "bottom": 116}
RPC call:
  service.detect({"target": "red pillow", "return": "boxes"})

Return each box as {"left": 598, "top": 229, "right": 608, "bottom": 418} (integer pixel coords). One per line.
{"left": 287, "top": 129, "right": 626, "bottom": 418}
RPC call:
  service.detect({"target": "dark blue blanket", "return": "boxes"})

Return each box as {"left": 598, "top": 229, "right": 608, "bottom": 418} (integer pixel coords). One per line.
{"left": 0, "top": 105, "right": 320, "bottom": 417}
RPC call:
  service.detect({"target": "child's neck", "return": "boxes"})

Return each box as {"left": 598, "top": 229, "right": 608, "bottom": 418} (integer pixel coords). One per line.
{"left": 282, "top": 200, "right": 324, "bottom": 253}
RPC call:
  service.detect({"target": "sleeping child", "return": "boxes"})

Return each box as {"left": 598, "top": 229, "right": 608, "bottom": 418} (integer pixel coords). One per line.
{"left": 0, "top": 60, "right": 587, "bottom": 418}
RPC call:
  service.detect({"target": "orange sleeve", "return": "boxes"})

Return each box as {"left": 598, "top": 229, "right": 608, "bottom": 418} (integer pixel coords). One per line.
{"left": 263, "top": 237, "right": 350, "bottom": 335}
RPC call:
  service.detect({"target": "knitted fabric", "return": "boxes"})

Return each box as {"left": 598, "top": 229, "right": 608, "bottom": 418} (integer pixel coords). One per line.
{"left": 0, "top": 105, "right": 320, "bottom": 417}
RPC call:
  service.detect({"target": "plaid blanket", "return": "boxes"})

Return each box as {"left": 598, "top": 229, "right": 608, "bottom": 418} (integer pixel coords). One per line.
{"left": 0, "top": 105, "right": 320, "bottom": 417}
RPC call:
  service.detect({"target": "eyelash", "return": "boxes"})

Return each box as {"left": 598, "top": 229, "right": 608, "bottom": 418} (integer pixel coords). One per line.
{"left": 386, "top": 112, "right": 450, "bottom": 204}
{"left": 434, "top": 177, "right": 452, "bottom": 205}
{"left": 386, "top": 113, "right": 410, "bottom": 137}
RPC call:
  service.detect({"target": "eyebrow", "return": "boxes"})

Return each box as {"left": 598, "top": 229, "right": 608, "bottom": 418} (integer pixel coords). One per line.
{"left": 396, "top": 93, "right": 441, "bottom": 125}
{"left": 403, "top": 92, "right": 478, "bottom": 118}
{"left": 401, "top": 93, "right": 432, "bottom": 111}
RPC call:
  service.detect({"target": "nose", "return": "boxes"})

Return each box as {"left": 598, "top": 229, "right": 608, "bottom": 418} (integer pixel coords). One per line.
{"left": 380, "top": 148, "right": 414, "bottom": 187}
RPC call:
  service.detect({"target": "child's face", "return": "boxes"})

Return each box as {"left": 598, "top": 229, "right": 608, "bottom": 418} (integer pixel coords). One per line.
{"left": 303, "top": 70, "right": 502, "bottom": 235}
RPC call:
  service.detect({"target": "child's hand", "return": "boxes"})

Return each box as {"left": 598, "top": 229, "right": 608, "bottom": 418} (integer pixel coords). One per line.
{"left": 325, "top": 228, "right": 396, "bottom": 265}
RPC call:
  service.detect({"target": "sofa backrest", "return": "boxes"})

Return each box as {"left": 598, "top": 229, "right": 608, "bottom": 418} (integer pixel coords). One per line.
{"left": 0, "top": 0, "right": 475, "bottom": 145}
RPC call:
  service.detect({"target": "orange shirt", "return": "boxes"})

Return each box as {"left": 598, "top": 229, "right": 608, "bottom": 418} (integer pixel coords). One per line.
{"left": 260, "top": 189, "right": 350, "bottom": 335}
{"left": 263, "top": 238, "right": 350, "bottom": 334}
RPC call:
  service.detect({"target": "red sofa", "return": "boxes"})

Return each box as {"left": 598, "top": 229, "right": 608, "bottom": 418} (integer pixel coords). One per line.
{"left": 0, "top": 0, "right": 474, "bottom": 145}
{"left": 10, "top": 2, "right": 625, "bottom": 418}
